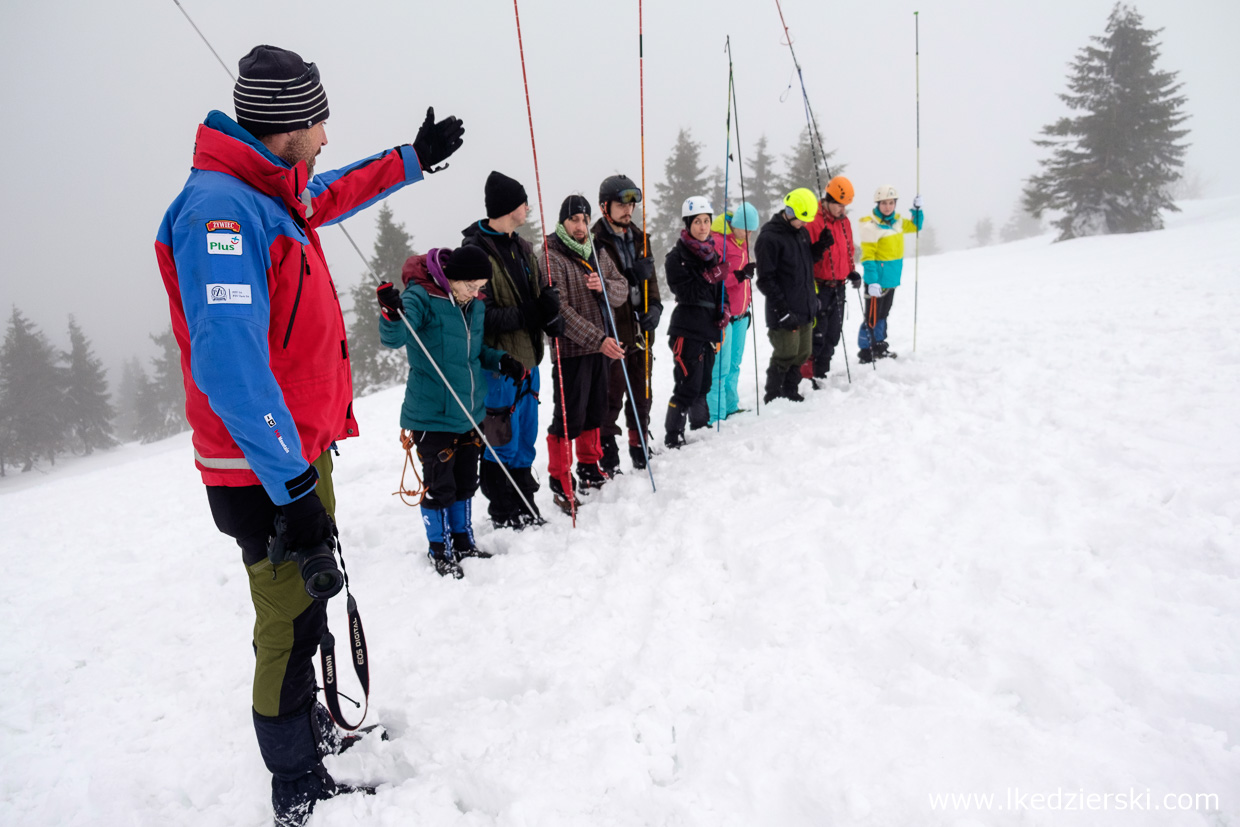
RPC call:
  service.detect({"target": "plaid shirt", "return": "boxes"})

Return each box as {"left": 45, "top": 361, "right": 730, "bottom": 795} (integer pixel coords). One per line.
{"left": 542, "top": 233, "right": 628, "bottom": 359}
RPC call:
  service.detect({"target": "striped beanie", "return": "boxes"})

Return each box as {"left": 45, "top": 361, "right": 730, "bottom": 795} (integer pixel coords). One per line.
{"left": 234, "top": 45, "right": 329, "bottom": 137}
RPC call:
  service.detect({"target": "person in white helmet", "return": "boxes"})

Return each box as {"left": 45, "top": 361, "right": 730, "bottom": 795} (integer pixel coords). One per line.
{"left": 857, "top": 185, "right": 924, "bottom": 362}
{"left": 663, "top": 196, "right": 728, "bottom": 448}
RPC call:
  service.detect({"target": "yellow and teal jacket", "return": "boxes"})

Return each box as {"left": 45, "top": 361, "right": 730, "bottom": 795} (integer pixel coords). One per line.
{"left": 858, "top": 207, "right": 924, "bottom": 289}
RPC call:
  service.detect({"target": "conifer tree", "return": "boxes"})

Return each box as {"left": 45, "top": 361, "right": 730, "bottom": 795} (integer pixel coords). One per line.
{"left": 917, "top": 226, "right": 941, "bottom": 255}
{"left": 1024, "top": 3, "right": 1188, "bottom": 240}
{"left": 114, "top": 357, "right": 147, "bottom": 442}
{"left": 0, "top": 308, "right": 67, "bottom": 472}
{"left": 999, "top": 200, "right": 1045, "bottom": 242}
{"left": 746, "top": 135, "right": 782, "bottom": 219}
{"left": 775, "top": 127, "right": 842, "bottom": 199}
{"left": 652, "top": 129, "right": 711, "bottom": 262}
{"left": 971, "top": 218, "right": 995, "bottom": 248}
{"left": 515, "top": 212, "right": 544, "bottom": 249}
{"left": 346, "top": 203, "right": 415, "bottom": 395}
{"left": 137, "top": 326, "right": 187, "bottom": 443}
{"left": 62, "top": 317, "right": 116, "bottom": 455}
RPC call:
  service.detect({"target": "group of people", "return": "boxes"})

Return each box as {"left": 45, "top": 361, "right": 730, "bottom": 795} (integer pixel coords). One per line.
{"left": 155, "top": 45, "right": 924, "bottom": 826}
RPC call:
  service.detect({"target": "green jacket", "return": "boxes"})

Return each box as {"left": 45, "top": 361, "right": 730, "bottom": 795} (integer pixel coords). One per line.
{"left": 460, "top": 220, "right": 547, "bottom": 369}
{"left": 379, "top": 253, "right": 505, "bottom": 433}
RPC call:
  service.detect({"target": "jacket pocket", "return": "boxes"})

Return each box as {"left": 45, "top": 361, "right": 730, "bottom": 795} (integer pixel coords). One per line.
{"left": 282, "top": 248, "right": 307, "bottom": 349}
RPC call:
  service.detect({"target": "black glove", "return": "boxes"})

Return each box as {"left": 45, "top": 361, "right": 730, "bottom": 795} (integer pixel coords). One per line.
{"left": 638, "top": 303, "right": 663, "bottom": 332}
{"left": 543, "top": 314, "right": 566, "bottom": 338}
{"left": 633, "top": 257, "right": 656, "bottom": 283}
{"left": 774, "top": 308, "right": 803, "bottom": 330}
{"left": 733, "top": 262, "right": 757, "bottom": 281}
{"left": 810, "top": 232, "right": 834, "bottom": 260}
{"left": 847, "top": 271, "right": 862, "bottom": 288}
{"left": 411, "top": 106, "right": 465, "bottom": 173}
{"left": 536, "top": 285, "right": 560, "bottom": 318}
{"left": 376, "top": 282, "right": 403, "bottom": 320}
{"left": 518, "top": 299, "right": 541, "bottom": 328}
{"left": 498, "top": 354, "right": 529, "bottom": 383}
{"left": 280, "top": 490, "right": 334, "bottom": 551}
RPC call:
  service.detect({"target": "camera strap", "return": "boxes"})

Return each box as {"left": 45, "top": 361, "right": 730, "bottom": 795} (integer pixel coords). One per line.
{"left": 319, "top": 538, "right": 370, "bottom": 731}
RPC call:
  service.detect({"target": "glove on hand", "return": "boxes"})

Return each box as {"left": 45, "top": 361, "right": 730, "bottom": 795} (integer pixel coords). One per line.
{"left": 536, "top": 285, "right": 560, "bottom": 318}
{"left": 847, "top": 271, "right": 861, "bottom": 288}
{"left": 498, "top": 354, "right": 529, "bottom": 383}
{"left": 280, "top": 490, "right": 334, "bottom": 551}
{"left": 912, "top": 194, "right": 923, "bottom": 210}
{"left": 633, "top": 257, "right": 656, "bottom": 283}
{"left": 733, "top": 262, "right": 757, "bottom": 281}
{"left": 543, "top": 314, "right": 566, "bottom": 338}
{"left": 376, "top": 282, "right": 403, "bottom": 320}
{"left": 412, "top": 106, "right": 465, "bottom": 173}
{"left": 867, "top": 283, "right": 883, "bottom": 298}
{"left": 810, "top": 232, "right": 834, "bottom": 260}
{"left": 519, "top": 299, "right": 541, "bottom": 328}
{"left": 639, "top": 303, "right": 663, "bottom": 332}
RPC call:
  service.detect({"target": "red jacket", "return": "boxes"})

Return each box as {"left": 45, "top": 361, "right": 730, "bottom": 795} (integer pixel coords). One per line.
{"left": 155, "top": 111, "right": 422, "bottom": 501}
{"left": 806, "top": 204, "right": 855, "bottom": 282}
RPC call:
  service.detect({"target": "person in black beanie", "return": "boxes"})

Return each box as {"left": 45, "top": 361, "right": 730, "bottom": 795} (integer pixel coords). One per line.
{"left": 155, "top": 42, "right": 466, "bottom": 827}
{"left": 461, "top": 172, "right": 561, "bottom": 530}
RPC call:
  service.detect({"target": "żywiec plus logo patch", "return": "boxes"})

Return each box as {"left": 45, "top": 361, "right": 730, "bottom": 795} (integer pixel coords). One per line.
{"left": 207, "top": 231, "right": 243, "bottom": 256}
{"left": 206, "top": 284, "right": 252, "bottom": 305}
{"left": 205, "top": 220, "right": 241, "bottom": 233}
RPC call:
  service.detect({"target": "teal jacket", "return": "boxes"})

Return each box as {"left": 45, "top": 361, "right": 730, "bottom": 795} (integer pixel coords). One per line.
{"left": 380, "top": 251, "right": 506, "bottom": 433}
{"left": 858, "top": 207, "right": 924, "bottom": 289}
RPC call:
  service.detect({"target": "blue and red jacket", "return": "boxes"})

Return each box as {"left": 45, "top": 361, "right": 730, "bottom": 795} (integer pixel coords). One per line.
{"left": 155, "top": 111, "right": 423, "bottom": 504}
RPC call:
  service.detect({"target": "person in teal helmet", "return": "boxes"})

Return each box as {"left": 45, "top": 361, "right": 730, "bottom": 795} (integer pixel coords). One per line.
{"left": 708, "top": 201, "right": 759, "bottom": 422}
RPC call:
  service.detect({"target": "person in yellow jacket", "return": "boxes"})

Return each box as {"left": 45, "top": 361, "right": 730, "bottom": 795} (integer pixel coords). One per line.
{"left": 857, "top": 184, "right": 923, "bottom": 362}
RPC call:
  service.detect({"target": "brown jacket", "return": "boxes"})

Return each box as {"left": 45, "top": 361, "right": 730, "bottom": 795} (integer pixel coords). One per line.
{"left": 591, "top": 219, "right": 662, "bottom": 348}
{"left": 541, "top": 233, "right": 627, "bottom": 359}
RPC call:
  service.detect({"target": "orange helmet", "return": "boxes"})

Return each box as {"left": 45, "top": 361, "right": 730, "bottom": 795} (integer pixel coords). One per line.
{"left": 824, "top": 176, "right": 854, "bottom": 206}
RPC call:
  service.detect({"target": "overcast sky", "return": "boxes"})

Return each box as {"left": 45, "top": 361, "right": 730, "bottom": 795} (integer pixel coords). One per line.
{"left": 1, "top": 0, "right": 1236, "bottom": 375}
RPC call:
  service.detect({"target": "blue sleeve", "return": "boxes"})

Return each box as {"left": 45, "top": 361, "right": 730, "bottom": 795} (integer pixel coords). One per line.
{"left": 171, "top": 195, "right": 312, "bottom": 505}
{"left": 308, "top": 145, "right": 424, "bottom": 227}
{"left": 909, "top": 208, "right": 924, "bottom": 232}
{"left": 862, "top": 260, "right": 880, "bottom": 283}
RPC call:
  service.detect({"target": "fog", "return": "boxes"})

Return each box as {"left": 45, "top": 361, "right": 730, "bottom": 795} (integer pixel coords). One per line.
{"left": 1, "top": 0, "right": 1236, "bottom": 375}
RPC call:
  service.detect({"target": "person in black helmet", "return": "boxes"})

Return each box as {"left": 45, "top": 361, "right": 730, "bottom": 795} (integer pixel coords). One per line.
{"left": 591, "top": 174, "right": 662, "bottom": 472}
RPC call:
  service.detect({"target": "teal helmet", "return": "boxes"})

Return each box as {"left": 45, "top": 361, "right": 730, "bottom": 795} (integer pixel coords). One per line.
{"left": 727, "top": 201, "right": 761, "bottom": 231}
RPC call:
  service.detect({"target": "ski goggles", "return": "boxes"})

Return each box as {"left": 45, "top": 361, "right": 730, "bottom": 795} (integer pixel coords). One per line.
{"left": 610, "top": 188, "right": 642, "bottom": 205}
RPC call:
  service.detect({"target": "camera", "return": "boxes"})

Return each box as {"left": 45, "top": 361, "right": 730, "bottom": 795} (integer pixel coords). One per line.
{"left": 267, "top": 515, "right": 344, "bottom": 601}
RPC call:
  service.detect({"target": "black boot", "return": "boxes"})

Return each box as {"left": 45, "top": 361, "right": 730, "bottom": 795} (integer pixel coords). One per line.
{"left": 600, "top": 435, "right": 622, "bottom": 477}
{"left": 783, "top": 366, "right": 805, "bottom": 402}
{"left": 762, "top": 365, "right": 784, "bottom": 404}
{"left": 664, "top": 402, "right": 688, "bottom": 449}
{"left": 858, "top": 348, "right": 874, "bottom": 364}
{"left": 428, "top": 541, "right": 464, "bottom": 579}
{"left": 874, "top": 342, "right": 897, "bottom": 359}
{"left": 312, "top": 701, "right": 387, "bottom": 756}
{"left": 255, "top": 704, "right": 374, "bottom": 827}
{"left": 576, "top": 462, "right": 610, "bottom": 490}
{"left": 629, "top": 444, "right": 648, "bottom": 470}
{"left": 549, "top": 475, "right": 578, "bottom": 514}
{"left": 508, "top": 466, "right": 544, "bottom": 528}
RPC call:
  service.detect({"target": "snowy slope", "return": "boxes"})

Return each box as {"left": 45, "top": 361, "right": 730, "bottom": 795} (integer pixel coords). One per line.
{"left": 2, "top": 200, "right": 1238, "bottom": 826}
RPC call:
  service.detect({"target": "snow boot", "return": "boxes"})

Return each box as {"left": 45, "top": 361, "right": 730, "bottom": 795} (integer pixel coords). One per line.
{"left": 576, "top": 462, "right": 610, "bottom": 490}
{"left": 629, "top": 444, "right": 648, "bottom": 470}
{"left": 600, "top": 435, "right": 623, "bottom": 478}
{"left": 549, "top": 475, "right": 578, "bottom": 514}
{"left": 448, "top": 499, "right": 492, "bottom": 559}
{"left": 664, "top": 402, "right": 688, "bottom": 449}
{"left": 255, "top": 704, "right": 376, "bottom": 827}
{"left": 422, "top": 506, "right": 463, "bottom": 578}
{"left": 762, "top": 365, "right": 784, "bottom": 404}
{"left": 508, "top": 466, "right": 544, "bottom": 527}
{"left": 858, "top": 348, "right": 874, "bottom": 364}
{"left": 874, "top": 342, "right": 897, "bottom": 359}
{"left": 783, "top": 366, "right": 805, "bottom": 402}
{"left": 428, "top": 542, "right": 464, "bottom": 579}
{"left": 313, "top": 701, "right": 387, "bottom": 756}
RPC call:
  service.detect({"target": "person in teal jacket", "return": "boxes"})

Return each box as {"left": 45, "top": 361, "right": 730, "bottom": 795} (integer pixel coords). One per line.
{"left": 857, "top": 184, "right": 924, "bottom": 362}
{"left": 377, "top": 246, "right": 526, "bottom": 578}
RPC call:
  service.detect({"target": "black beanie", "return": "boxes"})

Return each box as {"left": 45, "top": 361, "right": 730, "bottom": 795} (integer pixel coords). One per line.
{"left": 443, "top": 246, "right": 492, "bottom": 282}
{"left": 485, "top": 171, "right": 528, "bottom": 219}
{"left": 234, "top": 45, "right": 329, "bottom": 137}
{"left": 558, "top": 194, "right": 592, "bottom": 224}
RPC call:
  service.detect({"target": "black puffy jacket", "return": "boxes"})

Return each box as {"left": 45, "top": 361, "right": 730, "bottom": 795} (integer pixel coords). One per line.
{"left": 664, "top": 238, "right": 725, "bottom": 340}
{"left": 755, "top": 213, "right": 817, "bottom": 329}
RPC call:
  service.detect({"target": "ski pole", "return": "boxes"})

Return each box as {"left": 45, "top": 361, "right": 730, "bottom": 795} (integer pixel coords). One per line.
{"left": 838, "top": 284, "right": 851, "bottom": 383}
{"left": 590, "top": 248, "right": 657, "bottom": 493}
{"left": 639, "top": 0, "right": 652, "bottom": 402}
{"left": 725, "top": 37, "right": 761, "bottom": 416}
{"left": 855, "top": 282, "right": 878, "bottom": 372}
{"left": 913, "top": 10, "right": 921, "bottom": 353}
{"left": 715, "top": 38, "right": 735, "bottom": 433}
{"left": 773, "top": 0, "right": 833, "bottom": 194}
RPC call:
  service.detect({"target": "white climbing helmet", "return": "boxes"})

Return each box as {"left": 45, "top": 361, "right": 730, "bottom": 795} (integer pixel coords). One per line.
{"left": 874, "top": 184, "right": 899, "bottom": 202}
{"left": 681, "top": 195, "right": 714, "bottom": 218}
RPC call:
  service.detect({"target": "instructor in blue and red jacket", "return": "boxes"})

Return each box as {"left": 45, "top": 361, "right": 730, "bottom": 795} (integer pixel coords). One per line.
{"left": 154, "top": 45, "right": 463, "bottom": 826}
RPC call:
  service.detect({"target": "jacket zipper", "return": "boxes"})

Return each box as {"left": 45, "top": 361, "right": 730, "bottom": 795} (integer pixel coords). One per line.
{"left": 460, "top": 301, "right": 475, "bottom": 409}
{"left": 283, "top": 248, "right": 306, "bottom": 349}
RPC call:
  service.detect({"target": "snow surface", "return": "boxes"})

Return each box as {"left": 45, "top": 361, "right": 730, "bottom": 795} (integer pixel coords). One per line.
{"left": 3, "top": 199, "right": 1239, "bottom": 826}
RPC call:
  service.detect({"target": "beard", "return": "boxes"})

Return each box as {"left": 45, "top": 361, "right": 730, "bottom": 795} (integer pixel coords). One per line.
{"left": 276, "top": 131, "right": 321, "bottom": 177}
{"left": 608, "top": 209, "right": 633, "bottom": 229}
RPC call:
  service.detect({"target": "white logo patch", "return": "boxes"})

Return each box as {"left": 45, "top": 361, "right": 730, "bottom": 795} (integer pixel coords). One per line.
{"left": 206, "top": 284, "right": 253, "bottom": 305}
{"left": 207, "top": 231, "right": 243, "bottom": 256}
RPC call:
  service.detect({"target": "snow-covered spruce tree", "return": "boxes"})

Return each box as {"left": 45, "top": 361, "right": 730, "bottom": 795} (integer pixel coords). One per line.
{"left": 62, "top": 317, "right": 116, "bottom": 455}
{"left": 0, "top": 308, "right": 68, "bottom": 472}
{"left": 137, "top": 326, "right": 187, "bottom": 443}
{"left": 514, "top": 211, "right": 543, "bottom": 250}
{"left": 775, "top": 126, "right": 842, "bottom": 201}
{"left": 346, "top": 203, "right": 415, "bottom": 395}
{"left": 971, "top": 217, "right": 995, "bottom": 248}
{"left": 652, "top": 129, "right": 711, "bottom": 264}
{"left": 746, "top": 135, "right": 782, "bottom": 220}
{"left": 1024, "top": 3, "right": 1188, "bottom": 240}
{"left": 114, "top": 357, "right": 147, "bottom": 442}
{"left": 1000, "top": 200, "right": 1045, "bottom": 242}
